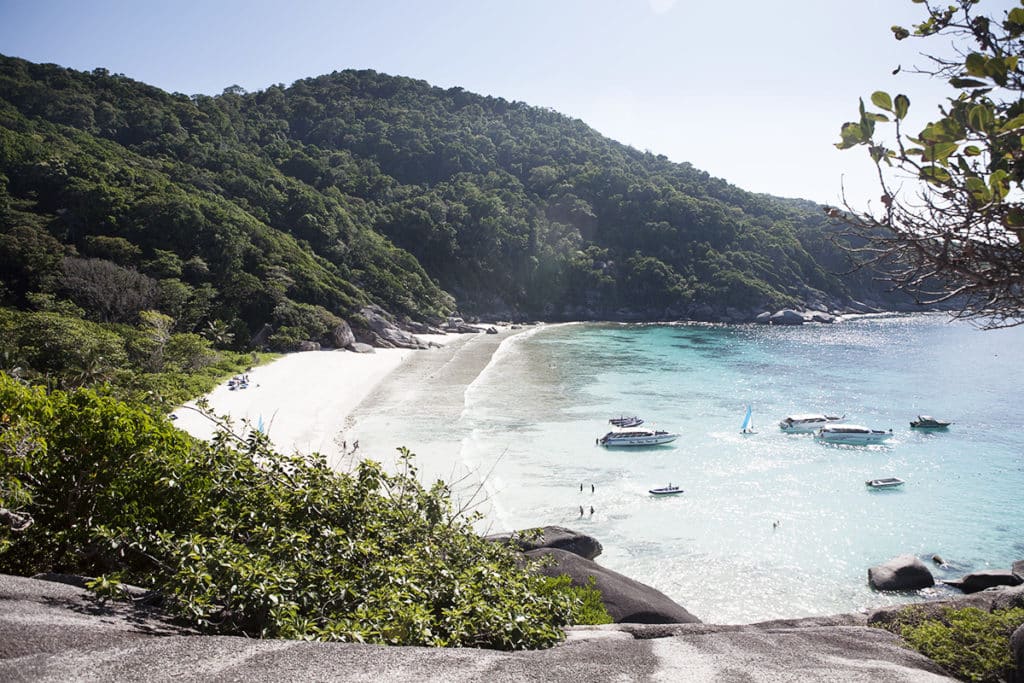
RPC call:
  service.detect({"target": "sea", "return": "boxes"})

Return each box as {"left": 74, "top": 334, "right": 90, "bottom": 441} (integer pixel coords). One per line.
{"left": 360, "top": 314, "right": 1024, "bottom": 623}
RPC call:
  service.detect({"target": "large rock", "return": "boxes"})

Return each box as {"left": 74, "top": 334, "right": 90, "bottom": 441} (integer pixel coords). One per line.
{"left": 297, "top": 340, "right": 320, "bottom": 352}
{"left": 769, "top": 309, "right": 805, "bottom": 325}
{"left": 525, "top": 547, "right": 700, "bottom": 624}
{"left": 942, "top": 569, "right": 1024, "bottom": 594}
{"left": 807, "top": 311, "right": 835, "bottom": 324}
{"left": 486, "top": 526, "right": 603, "bottom": 560}
{"left": 868, "top": 555, "right": 935, "bottom": 591}
{"left": 1013, "top": 559, "right": 1024, "bottom": 582}
{"left": 0, "top": 573, "right": 956, "bottom": 681}
{"left": 754, "top": 311, "right": 772, "bottom": 324}
{"left": 329, "top": 321, "right": 356, "bottom": 349}
{"left": 348, "top": 342, "right": 375, "bottom": 354}
{"left": 358, "top": 305, "right": 429, "bottom": 349}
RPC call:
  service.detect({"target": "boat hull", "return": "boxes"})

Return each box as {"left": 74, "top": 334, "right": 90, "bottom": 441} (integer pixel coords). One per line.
{"left": 601, "top": 433, "right": 679, "bottom": 447}
{"left": 866, "top": 478, "right": 904, "bottom": 488}
{"left": 816, "top": 432, "right": 891, "bottom": 445}
{"left": 649, "top": 487, "right": 683, "bottom": 495}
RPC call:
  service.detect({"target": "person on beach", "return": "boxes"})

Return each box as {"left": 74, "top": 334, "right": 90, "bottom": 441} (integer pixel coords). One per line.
{"left": 580, "top": 483, "right": 583, "bottom": 492}
{"left": 591, "top": 484, "right": 594, "bottom": 493}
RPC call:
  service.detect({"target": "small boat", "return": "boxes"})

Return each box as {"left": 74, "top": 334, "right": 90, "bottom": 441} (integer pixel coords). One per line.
{"left": 740, "top": 405, "right": 757, "bottom": 434}
{"left": 779, "top": 413, "right": 844, "bottom": 433}
{"left": 598, "top": 428, "right": 679, "bottom": 447}
{"left": 910, "top": 415, "right": 951, "bottom": 429}
{"left": 866, "top": 477, "right": 905, "bottom": 489}
{"left": 815, "top": 424, "right": 892, "bottom": 445}
{"left": 609, "top": 415, "right": 644, "bottom": 428}
{"left": 649, "top": 484, "right": 683, "bottom": 495}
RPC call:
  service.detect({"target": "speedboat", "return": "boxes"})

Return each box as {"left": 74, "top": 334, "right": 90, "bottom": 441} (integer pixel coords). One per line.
{"left": 910, "top": 415, "right": 951, "bottom": 429}
{"left": 815, "top": 424, "right": 892, "bottom": 445}
{"left": 865, "top": 477, "right": 904, "bottom": 489}
{"left": 779, "top": 413, "right": 844, "bottom": 433}
{"left": 598, "top": 428, "right": 679, "bottom": 447}
{"left": 649, "top": 484, "right": 683, "bottom": 495}
{"left": 609, "top": 415, "right": 644, "bottom": 428}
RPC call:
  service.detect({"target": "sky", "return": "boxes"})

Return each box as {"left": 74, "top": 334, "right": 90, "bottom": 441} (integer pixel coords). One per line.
{"left": 0, "top": 0, "right": 1009, "bottom": 207}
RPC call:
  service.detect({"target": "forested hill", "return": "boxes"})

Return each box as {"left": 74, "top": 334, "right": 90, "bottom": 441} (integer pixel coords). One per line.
{"left": 1, "top": 55, "right": 889, "bottom": 353}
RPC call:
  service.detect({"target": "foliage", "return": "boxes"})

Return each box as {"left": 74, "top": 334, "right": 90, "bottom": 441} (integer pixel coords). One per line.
{"left": 875, "top": 605, "right": 1024, "bottom": 682}
{"left": 540, "top": 575, "right": 614, "bottom": 626}
{"left": 0, "top": 374, "right": 596, "bottom": 648}
{"left": 835, "top": 0, "right": 1024, "bottom": 328}
{"left": 0, "top": 52, "right": 900, "bottom": 347}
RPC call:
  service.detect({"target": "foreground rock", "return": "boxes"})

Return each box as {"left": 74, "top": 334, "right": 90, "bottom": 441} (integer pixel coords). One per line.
{"left": 526, "top": 547, "right": 700, "bottom": 624}
{"left": 0, "top": 574, "right": 954, "bottom": 682}
{"left": 869, "top": 555, "right": 935, "bottom": 591}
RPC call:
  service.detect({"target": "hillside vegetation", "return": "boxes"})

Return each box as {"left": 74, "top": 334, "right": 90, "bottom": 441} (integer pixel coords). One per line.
{"left": 1, "top": 57, "right": 890, "bottom": 328}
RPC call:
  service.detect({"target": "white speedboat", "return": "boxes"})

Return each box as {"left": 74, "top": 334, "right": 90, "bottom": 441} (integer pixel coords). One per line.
{"left": 649, "top": 484, "right": 683, "bottom": 495}
{"left": 815, "top": 424, "right": 892, "bottom": 445}
{"left": 609, "top": 415, "right": 644, "bottom": 428}
{"left": 866, "top": 477, "right": 904, "bottom": 489}
{"left": 598, "top": 428, "right": 679, "bottom": 447}
{"left": 779, "top": 413, "right": 844, "bottom": 433}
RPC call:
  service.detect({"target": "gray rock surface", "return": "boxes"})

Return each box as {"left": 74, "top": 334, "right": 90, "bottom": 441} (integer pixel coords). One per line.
{"left": 358, "top": 305, "right": 430, "bottom": 349}
{"left": 349, "top": 342, "right": 375, "bottom": 354}
{"left": 942, "top": 569, "right": 1023, "bottom": 594}
{"left": 868, "top": 583, "right": 1024, "bottom": 628}
{"left": 0, "top": 574, "right": 954, "bottom": 682}
{"left": 486, "top": 525, "right": 603, "bottom": 560}
{"left": 769, "top": 309, "right": 804, "bottom": 325}
{"left": 525, "top": 548, "right": 701, "bottom": 624}
{"left": 297, "top": 340, "right": 320, "bottom": 352}
{"left": 329, "top": 321, "right": 356, "bottom": 348}
{"left": 754, "top": 311, "right": 772, "bottom": 324}
{"left": 869, "top": 555, "right": 935, "bottom": 591}
{"left": 1013, "top": 559, "right": 1024, "bottom": 582}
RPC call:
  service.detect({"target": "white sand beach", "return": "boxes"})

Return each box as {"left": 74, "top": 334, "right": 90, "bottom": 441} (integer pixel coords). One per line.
{"left": 174, "top": 328, "right": 518, "bottom": 473}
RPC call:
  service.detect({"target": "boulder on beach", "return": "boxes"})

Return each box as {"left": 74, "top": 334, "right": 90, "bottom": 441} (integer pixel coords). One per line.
{"left": 769, "top": 309, "right": 804, "bottom": 325}
{"left": 329, "top": 320, "right": 356, "bottom": 348}
{"left": 942, "top": 569, "right": 1024, "bottom": 594}
{"left": 485, "top": 526, "right": 603, "bottom": 560}
{"left": 358, "top": 305, "right": 430, "bottom": 349}
{"left": 525, "top": 547, "right": 701, "bottom": 624}
{"left": 868, "top": 554, "right": 935, "bottom": 591}
{"left": 348, "top": 342, "right": 375, "bottom": 354}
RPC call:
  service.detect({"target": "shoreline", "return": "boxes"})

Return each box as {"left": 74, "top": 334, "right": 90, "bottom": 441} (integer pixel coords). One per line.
{"left": 173, "top": 327, "right": 526, "bottom": 475}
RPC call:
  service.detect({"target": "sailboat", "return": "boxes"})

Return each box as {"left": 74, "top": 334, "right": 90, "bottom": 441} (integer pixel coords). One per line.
{"left": 740, "top": 405, "right": 757, "bottom": 434}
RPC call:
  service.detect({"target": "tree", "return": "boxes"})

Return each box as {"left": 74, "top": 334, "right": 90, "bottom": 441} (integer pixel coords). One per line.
{"left": 834, "top": 0, "right": 1024, "bottom": 328}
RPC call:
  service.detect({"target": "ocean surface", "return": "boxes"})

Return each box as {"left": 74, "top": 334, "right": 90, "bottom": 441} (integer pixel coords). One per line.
{"left": 358, "top": 315, "right": 1024, "bottom": 623}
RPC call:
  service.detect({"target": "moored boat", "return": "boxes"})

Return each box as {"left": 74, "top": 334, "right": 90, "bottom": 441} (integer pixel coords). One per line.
{"left": 609, "top": 415, "right": 644, "bottom": 428}
{"left": 815, "top": 424, "right": 892, "bottom": 445}
{"left": 598, "top": 428, "right": 679, "bottom": 447}
{"left": 866, "top": 477, "right": 905, "bottom": 488}
{"left": 910, "top": 415, "right": 951, "bottom": 429}
{"left": 649, "top": 484, "right": 683, "bottom": 495}
{"left": 779, "top": 413, "right": 844, "bottom": 433}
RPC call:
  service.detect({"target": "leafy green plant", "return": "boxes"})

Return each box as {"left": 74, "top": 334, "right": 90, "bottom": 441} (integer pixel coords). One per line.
{"left": 876, "top": 605, "right": 1024, "bottom": 682}
{"left": 0, "top": 374, "right": 592, "bottom": 649}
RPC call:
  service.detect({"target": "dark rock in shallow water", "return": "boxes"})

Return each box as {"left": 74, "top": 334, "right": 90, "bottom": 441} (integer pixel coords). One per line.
{"left": 485, "top": 526, "right": 602, "bottom": 560}
{"left": 525, "top": 547, "right": 701, "bottom": 624}
{"left": 942, "top": 569, "right": 1023, "bottom": 594}
{"left": 868, "top": 555, "right": 935, "bottom": 591}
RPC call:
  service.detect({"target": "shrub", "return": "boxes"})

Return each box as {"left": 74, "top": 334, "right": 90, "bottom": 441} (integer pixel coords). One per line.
{"left": 877, "top": 605, "right": 1024, "bottom": 682}
{"left": 0, "top": 374, "right": 590, "bottom": 649}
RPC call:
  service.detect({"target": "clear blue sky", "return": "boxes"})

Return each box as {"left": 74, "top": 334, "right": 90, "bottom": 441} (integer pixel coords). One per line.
{"left": 0, "top": 0, "right": 997, "bottom": 207}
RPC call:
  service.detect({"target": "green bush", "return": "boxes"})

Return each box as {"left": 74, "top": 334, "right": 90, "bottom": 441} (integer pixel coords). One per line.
{"left": 878, "top": 605, "right": 1024, "bottom": 682}
{"left": 0, "top": 374, "right": 590, "bottom": 649}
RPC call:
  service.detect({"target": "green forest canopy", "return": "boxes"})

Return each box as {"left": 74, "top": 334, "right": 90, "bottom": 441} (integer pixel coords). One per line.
{"left": 1, "top": 54, "right": 901, "bottom": 371}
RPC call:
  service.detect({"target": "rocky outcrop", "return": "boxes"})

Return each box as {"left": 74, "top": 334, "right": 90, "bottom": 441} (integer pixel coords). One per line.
{"left": 329, "top": 321, "right": 356, "bottom": 349}
{"left": 357, "top": 305, "right": 431, "bottom": 349}
{"left": 443, "top": 316, "right": 482, "bottom": 334}
{"left": 525, "top": 547, "right": 700, "bottom": 624}
{"left": 769, "top": 309, "right": 805, "bottom": 325}
{"left": 1013, "top": 559, "right": 1024, "bottom": 582}
{"left": 942, "top": 569, "right": 1024, "bottom": 594}
{"left": 486, "top": 526, "right": 603, "bottom": 560}
{"left": 297, "top": 340, "right": 321, "bottom": 352}
{"left": 0, "top": 573, "right": 955, "bottom": 682}
{"left": 868, "top": 583, "right": 1024, "bottom": 628}
{"left": 349, "top": 342, "right": 375, "bottom": 354}
{"left": 868, "top": 555, "right": 935, "bottom": 591}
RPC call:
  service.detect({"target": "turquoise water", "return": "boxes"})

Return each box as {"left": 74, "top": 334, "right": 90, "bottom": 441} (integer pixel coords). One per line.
{"left": 363, "top": 315, "right": 1024, "bottom": 623}
{"left": 455, "top": 315, "right": 1024, "bottom": 623}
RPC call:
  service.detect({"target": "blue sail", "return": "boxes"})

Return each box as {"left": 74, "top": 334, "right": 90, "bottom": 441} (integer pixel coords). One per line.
{"left": 740, "top": 405, "right": 752, "bottom": 432}
{"left": 257, "top": 415, "right": 265, "bottom": 434}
